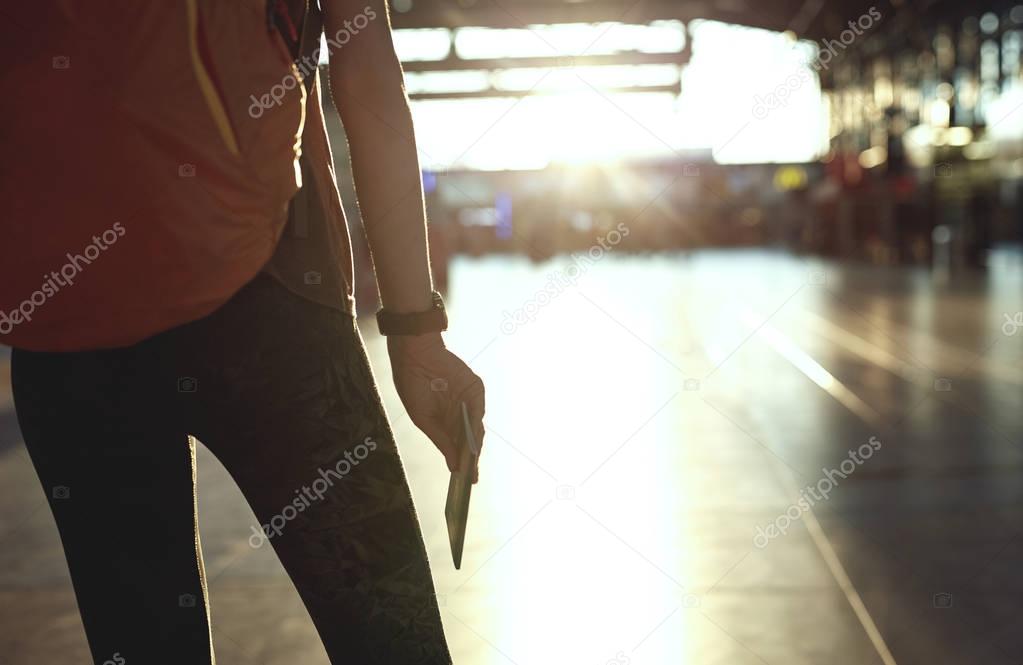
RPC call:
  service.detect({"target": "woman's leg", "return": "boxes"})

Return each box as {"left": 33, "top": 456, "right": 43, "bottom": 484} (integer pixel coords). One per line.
{"left": 187, "top": 276, "right": 451, "bottom": 664}
{"left": 11, "top": 344, "right": 215, "bottom": 664}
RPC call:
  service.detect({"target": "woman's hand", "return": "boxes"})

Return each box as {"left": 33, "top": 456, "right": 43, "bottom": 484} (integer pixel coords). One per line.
{"left": 388, "top": 333, "right": 485, "bottom": 482}
{"left": 322, "top": 0, "right": 484, "bottom": 476}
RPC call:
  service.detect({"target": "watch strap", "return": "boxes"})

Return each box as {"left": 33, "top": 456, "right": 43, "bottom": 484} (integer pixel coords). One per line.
{"left": 376, "top": 291, "right": 448, "bottom": 336}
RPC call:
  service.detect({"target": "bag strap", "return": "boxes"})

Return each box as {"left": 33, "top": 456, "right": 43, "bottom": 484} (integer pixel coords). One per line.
{"left": 268, "top": 0, "right": 323, "bottom": 96}
{"left": 284, "top": 0, "right": 325, "bottom": 238}
{"left": 296, "top": 0, "right": 323, "bottom": 94}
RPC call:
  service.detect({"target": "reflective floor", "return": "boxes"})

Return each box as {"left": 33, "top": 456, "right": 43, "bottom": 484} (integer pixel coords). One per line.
{"left": 2, "top": 249, "right": 1022, "bottom": 664}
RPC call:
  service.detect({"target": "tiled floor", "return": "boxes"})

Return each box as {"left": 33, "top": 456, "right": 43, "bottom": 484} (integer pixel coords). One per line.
{"left": 2, "top": 249, "right": 1022, "bottom": 664}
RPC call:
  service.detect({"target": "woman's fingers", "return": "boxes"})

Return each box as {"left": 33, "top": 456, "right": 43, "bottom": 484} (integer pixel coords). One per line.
{"left": 414, "top": 414, "right": 458, "bottom": 472}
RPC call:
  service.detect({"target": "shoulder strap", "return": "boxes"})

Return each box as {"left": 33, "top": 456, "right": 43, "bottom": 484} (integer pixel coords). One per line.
{"left": 297, "top": 0, "right": 324, "bottom": 94}
{"left": 267, "top": 0, "right": 323, "bottom": 95}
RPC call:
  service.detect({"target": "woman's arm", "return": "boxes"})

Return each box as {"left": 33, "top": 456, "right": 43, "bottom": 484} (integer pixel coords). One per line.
{"left": 321, "top": 0, "right": 485, "bottom": 478}
{"left": 322, "top": 0, "right": 431, "bottom": 313}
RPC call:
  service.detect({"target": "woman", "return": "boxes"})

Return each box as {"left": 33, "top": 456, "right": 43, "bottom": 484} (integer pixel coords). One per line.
{"left": 9, "top": 0, "right": 483, "bottom": 662}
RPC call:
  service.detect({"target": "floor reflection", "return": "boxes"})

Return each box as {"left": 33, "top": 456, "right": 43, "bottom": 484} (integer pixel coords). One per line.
{"left": 1, "top": 249, "right": 1021, "bottom": 664}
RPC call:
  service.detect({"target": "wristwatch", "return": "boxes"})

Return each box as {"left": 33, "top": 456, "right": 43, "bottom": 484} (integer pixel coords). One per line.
{"left": 376, "top": 291, "right": 448, "bottom": 336}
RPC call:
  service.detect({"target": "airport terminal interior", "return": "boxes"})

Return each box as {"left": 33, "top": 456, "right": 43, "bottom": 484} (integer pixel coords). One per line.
{"left": 3, "top": 0, "right": 1023, "bottom": 663}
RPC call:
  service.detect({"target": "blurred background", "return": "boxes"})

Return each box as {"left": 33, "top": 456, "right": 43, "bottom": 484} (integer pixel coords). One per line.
{"left": 3, "top": 0, "right": 1023, "bottom": 663}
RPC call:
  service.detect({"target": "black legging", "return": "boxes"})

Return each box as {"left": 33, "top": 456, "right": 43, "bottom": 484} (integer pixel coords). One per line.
{"left": 12, "top": 274, "right": 451, "bottom": 664}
